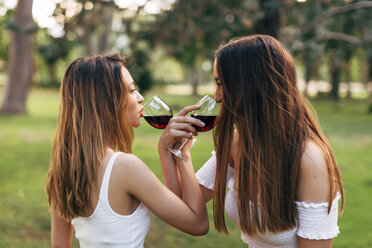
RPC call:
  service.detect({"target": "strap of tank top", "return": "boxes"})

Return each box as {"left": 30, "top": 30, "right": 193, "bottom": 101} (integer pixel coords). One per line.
{"left": 99, "top": 152, "right": 121, "bottom": 204}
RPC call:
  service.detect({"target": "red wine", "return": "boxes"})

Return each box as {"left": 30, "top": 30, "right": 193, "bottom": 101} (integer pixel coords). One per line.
{"left": 143, "top": 115, "right": 172, "bottom": 129}
{"left": 191, "top": 114, "right": 216, "bottom": 132}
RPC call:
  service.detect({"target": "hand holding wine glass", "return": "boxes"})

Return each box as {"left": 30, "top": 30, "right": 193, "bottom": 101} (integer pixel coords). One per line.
{"left": 158, "top": 105, "right": 204, "bottom": 154}
{"left": 168, "top": 95, "right": 219, "bottom": 161}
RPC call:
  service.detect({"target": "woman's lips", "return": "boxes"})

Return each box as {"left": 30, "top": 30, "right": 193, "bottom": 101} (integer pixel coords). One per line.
{"left": 140, "top": 107, "right": 144, "bottom": 117}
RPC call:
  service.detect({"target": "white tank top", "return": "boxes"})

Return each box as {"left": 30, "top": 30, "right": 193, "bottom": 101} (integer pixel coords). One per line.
{"left": 71, "top": 152, "right": 152, "bottom": 248}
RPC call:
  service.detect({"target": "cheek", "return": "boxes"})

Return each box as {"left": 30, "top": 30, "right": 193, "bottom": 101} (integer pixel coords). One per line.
{"left": 128, "top": 95, "right": 139, "bottom": 118}
{"left": 215, "top": 87, "right": 222, "bottom": 102}
{"left": 128, "top": 95, "right": 137, "bottom": 109}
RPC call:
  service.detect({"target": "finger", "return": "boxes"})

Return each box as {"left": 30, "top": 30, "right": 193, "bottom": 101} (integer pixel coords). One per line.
{"left": 171, "top": 116, "right": 205, "bottom": 128}
{"left": 169, "top": 122, "right": 199, "bottom": 136}
{"left": 175, "top": 105, "right": 201, "bottom": 117}
{"left": 170, "top": 129, "right": 193, "bottom": 140}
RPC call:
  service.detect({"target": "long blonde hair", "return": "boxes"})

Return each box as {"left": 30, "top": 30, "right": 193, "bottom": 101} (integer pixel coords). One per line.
{"left": 46, "top": 54, "right": 133, "bottom": 220}
{"left": 213, "top": 35, "right": 344, "bottom": 234}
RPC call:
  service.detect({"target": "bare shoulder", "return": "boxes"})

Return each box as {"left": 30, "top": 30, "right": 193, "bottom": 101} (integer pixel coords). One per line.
{"left": 110, "top": 153, "right": 152, "bottom": 187}
{"left": 232, "top": 129, "right": 239, "bottom": 146}
{"left": 116, "top": 152, "right": 144, "bottom": 167}
{"left": 230, "top": 129, "right": 240, "bottom": 168}
{"left": 297, "top": 141, "right": 330, "bottom": 203}
{"left": 114, "top": 153, "right": 149, "bottom": 175}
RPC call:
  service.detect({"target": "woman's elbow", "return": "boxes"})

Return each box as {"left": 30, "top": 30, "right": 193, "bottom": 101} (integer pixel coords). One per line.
{"left": 198, "top": 219, "right": 210, "bottom": 236}
{"left": 190, "top": 218, "right": 209, "bottom": 236}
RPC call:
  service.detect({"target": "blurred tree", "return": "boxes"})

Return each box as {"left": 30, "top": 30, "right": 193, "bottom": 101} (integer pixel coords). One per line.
{"left": 355, "top": 1, "right": 372, "bottom": 112}
{"left": 143, "top": 0, "right": 228, "bottom": 95}
{"left": 367, "top": 45, "right": 372, "bottom": 112}
{"left": 52, "top": 0, "right": 155, "bottom": 92}
{"left": 324, "top": 4, "right": 361, "bottom": 100}
{"left": 143, "top": 0, "right": 372, "bottom": 97}
{"left": 143, "top": 0, "right": 275, "bottom": 95}
{"left": 289, "top": 0, "right": 372, "bottom": 100}
{"left": 253, "top": 0, "right": 281, "bottom": 38}
{"left": 1, "top": 0, "right": 37, "bottom": 115}
{"left": 365, "top": 37, "right": 372, "bottom": 113}
{"left": 340, "top": 10, "right": 361, "bottom": 99}
{"left": 117, "top": 5, "right": 154, "bottom": 93}
{"left": 53, "top": 0, "right": 115, "bottom": 55}
{"left": 37, "top": 35, "right": 74, "bottom": 87}
{"left": 126, "top": 49, "right": 153, "bottom": 93}
{"left": 287, "top": 1, "right": 325, "bottom": 95}
{"left": 0, "top": 6, "right": 13, "bottom": 67}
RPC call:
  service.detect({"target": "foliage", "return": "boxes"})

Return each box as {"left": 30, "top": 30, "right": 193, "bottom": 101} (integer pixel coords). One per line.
{"left": 2, "top": 0, "right": 372, "bottom": 105}
{"left": 0, "top": 8, "right": 13, "bottom": 64}
{"left": 36, "top": 30, "right": 76, "bottom": 88}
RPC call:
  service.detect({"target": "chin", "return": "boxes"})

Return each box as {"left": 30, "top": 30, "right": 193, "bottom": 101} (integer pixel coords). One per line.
{"left": 131, "top": 121, "right": 140, "bottom": 128}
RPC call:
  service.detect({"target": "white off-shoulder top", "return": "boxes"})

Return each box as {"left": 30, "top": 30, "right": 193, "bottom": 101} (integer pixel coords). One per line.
{"left": 196, "top": 151, "right": 340, "bottom": 248}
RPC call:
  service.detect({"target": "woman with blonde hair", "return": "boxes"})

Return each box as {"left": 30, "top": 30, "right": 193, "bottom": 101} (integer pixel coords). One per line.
{"left": 45, "top": 54, "right": 208, "bottom": 247}
{"left": 160, "top": 35, "right": 344, "bottom": 248}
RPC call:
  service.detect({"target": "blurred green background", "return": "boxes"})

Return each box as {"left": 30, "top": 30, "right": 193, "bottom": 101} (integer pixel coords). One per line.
{"left": 1, "top": 0, "right": 372, "bottom": 247}
{"left": 1, "top": 90, "right": 372, "bottom": 247}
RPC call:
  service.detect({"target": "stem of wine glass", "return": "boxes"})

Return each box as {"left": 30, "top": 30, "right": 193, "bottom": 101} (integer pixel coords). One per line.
{"left": 178, "top": 137, "right": 191, "bottom": 151}
{"left": 167, "top": 136, "right": 192, "bottom": 162}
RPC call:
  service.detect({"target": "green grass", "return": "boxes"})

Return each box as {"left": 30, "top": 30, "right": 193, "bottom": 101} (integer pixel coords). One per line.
{"left": 0, "top": 89, "right": 371, "bottom": 247}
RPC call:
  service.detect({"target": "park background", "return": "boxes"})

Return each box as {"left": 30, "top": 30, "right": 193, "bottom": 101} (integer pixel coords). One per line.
{"left": 0, "top": 0, "right": 372, "bottom": 247}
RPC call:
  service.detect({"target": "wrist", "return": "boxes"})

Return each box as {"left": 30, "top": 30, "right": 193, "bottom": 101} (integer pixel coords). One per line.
{"left": 158, "top": 137, "right": 170, "bottom": 153}
{"left": 181, "top": 151, "right": 192, "bottom": 161}
{"left": 158, "top": 145, "right": 171, "bottom": 157}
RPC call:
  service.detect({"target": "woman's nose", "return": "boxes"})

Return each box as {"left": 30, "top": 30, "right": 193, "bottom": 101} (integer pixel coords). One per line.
{"left": 214, "top": 89, "right": 222, "bottom": 103}
{"left": 137, "top": 91, "right": 144, "bottom": 103}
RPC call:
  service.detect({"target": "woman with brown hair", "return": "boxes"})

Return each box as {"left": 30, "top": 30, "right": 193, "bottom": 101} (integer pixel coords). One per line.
{"left": 160, "top": 34, "right": 344, "bottom": 247}
{"left": 45, "top": 54, "right": 208, "bottom": 248}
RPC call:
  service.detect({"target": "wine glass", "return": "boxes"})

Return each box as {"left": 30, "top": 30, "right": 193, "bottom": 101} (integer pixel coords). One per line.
{"left": 168, "top": 95, "right": 219, "bottom": 161}
{"left": 142, "top": 96, "right": 173, "bottom": 129}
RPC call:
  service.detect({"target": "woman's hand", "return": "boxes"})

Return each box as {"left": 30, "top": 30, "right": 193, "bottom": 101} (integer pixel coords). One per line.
{"left": 158, "top": 105, "right": 205, "bottom": 152}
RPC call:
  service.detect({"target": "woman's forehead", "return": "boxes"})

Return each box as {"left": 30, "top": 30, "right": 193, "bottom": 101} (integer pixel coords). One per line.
{"left": 121, "top": 67, "right": 134, "bottom": 85}
{"left": 213, "top": 60, "right": 218, "bottom": 75}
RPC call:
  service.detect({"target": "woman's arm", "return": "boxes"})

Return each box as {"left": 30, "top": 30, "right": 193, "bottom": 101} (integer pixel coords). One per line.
{"left": 118, "top": 153, "right": 209, "bottom": 236}
{"left": 158, "top": 105, "right": 203, "bottom": 198}
{"left": 299, "top": 239, "right": 333, "bottom": 248}
{"left": 50, "top": 207, "right": 73, "bottom": 248}
{"left": 297, "top": 142, "right": 336, "bottom": 248}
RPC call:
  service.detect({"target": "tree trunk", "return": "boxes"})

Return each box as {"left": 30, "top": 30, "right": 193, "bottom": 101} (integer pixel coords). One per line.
{"left": 48, "top": 63, "right": 58, "bottom": 87}
{"left": 328, "top": 50, "right": 342, "bottom": 100}
{"left": 303, "top": 50, "right": 311, "bottom": 97}
{"left": 368, "top": 84, "right": 372, "bottom": 113}
{"left": 83, "top": 24, "right": 93, "bottom": 55}
{"left": 1, "top": 0, "right": 34, "bottom": 115}
{"left": 367, "top": 52, "right": 372, "bottom": 113}
{"left": 98, "top": 4, "right": 113, "bottom": 54}
{"left": 329, "top": 66, "right": 341, "bottom": 101}
{"left": 345, "top": 62, "right": 351, "bottom": 99}
{"left": 188, "top": 65, "right": 198, "bottom": 96}
{"left": 254, "top": 0, "right": 280, "bottom": 38}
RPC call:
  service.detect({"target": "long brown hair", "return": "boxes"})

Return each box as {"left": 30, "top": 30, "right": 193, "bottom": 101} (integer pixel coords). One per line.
{"left": 213, "top": 35, "right": 344, "bottom": 234}
{"left": 46, "top": 54, "right": 133, "bottom": 220}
